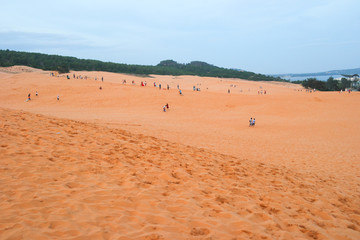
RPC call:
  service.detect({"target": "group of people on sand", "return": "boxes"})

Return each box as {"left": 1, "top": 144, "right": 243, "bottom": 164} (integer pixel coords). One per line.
{"left": 339, "top": 89, "right": 352, "bottom": 93}
{"left": 249, "top": 117, "right": 256, "bottom": 127}
{"left": 193, "top": 86, "right": 201, "bottom": 91}
{"left": 163, "top": 103, "right": 169, "bottom": 112}
{"left": 26, "top": 91, "right": 38, "bottom": 101}
{"left": 44, "top": 75, "right": 262, "bottom": 125}
{"left": 51, "top": 72, "right": 104, "bottom": 82}
{"left": 26, "top": 91, "right": 60, "bottom": 102}
{"left": 305, "top": 89, "right": 316, "bottom": 93}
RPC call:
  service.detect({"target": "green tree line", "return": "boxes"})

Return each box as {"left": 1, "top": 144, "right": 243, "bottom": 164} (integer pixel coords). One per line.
{"left": 294, "top": 77, "right": 358, "bottom": 91}
{"left": 0, "top": 49, "right": 287, "bottom": 82}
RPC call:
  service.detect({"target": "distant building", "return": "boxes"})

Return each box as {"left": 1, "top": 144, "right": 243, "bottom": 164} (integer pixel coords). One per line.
{"left": 335, "top": 74, "right": 360, "bottom": 88}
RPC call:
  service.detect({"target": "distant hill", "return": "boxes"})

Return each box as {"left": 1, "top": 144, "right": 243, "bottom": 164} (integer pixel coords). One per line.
{"left": 273, "top": 68, "right": 360, "bottom": 78}
{"left": 0, "top": 49, "right": 287, "bottom": 82}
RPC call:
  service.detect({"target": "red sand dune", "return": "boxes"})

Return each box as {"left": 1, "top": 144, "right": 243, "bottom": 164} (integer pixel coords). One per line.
{"left": 0, "top": 66, "right": 359, "bottom": 239}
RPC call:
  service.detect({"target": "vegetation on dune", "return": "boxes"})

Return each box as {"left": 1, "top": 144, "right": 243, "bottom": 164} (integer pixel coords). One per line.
{"left": 294, "top": 77, "right": 358, "bottom": 91}
{"left": 0, "top": 49, "right": 287, "bottom": 82}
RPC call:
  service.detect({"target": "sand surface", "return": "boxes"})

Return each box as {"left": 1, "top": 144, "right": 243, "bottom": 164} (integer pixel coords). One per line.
{"left": 0, "top": 66, "right": 359, "bottom": 239}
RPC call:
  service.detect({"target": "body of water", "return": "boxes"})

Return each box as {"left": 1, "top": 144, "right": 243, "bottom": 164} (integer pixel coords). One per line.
{"left": 280, "top": 75, "right": 343, "bottom": 81}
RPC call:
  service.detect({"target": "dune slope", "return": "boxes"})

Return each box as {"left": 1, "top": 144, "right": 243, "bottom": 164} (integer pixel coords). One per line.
{"left": 0, "top": 108, "right": 359, "bottom": 240}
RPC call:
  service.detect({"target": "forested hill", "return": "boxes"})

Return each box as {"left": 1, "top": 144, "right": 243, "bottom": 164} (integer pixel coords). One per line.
{"left": 0, "top": 50, "right": 286, "bottom": 82}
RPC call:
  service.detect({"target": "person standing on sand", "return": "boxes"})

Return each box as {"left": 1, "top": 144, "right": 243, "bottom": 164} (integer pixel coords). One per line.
{"left": 159, "top": 84, "right": 162, "bottom": 90}
{"left": 163, "top": 105, "right": 166, "bottom": 112}
{"left": 36, "top": 91, "right": 38, "bottom": 96}
{"left": 252, "top": 118, "right": 256, "bottom": 126}
{"left": 27, "top": 93, "right": 31, "bottom": 101}
{"left": 57, "top": 95, "right": 60, "bottom": 101}
{"left": 249, "top": 118, "right": 252, "bottom": 126}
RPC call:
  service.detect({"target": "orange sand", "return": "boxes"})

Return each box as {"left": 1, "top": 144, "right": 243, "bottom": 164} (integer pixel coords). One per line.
{"left": 0, "top": 66, "right": 359, "bottom": 239}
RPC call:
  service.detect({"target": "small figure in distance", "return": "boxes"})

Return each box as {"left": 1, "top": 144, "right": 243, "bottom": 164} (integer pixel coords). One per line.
{"left": 252, "top": 118, "right": 256, "bottom": 127}
{"left": 228, "top": 89, "right": 230, "bottom": 94}
{"left": 26, "top": 93, "right": 31, "bottom": 101}
{"left": 179, "top": 89, "right": 183, "bottom": 95}
{"left": 166, "top": 103, "right": 169, "bottom": 109}
{"left": 36, "top": 91, "right": 38, "bottom": 96}
{"left": 163, "top": 105, "right": 167, "bottom": 112}
{"left": 99, "top": 86, "right": 102, "bottom": 90}
{"left": 57, "top": 95, "right": 60, "bottom": 101}
{"left": 249, "top": 118, "right": 252, "bottom": 127}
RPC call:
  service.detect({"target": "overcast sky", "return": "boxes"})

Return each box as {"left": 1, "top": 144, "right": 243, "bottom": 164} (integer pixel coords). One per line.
{"left": 1, "top": 0, "right": 359, "bottom": 74}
